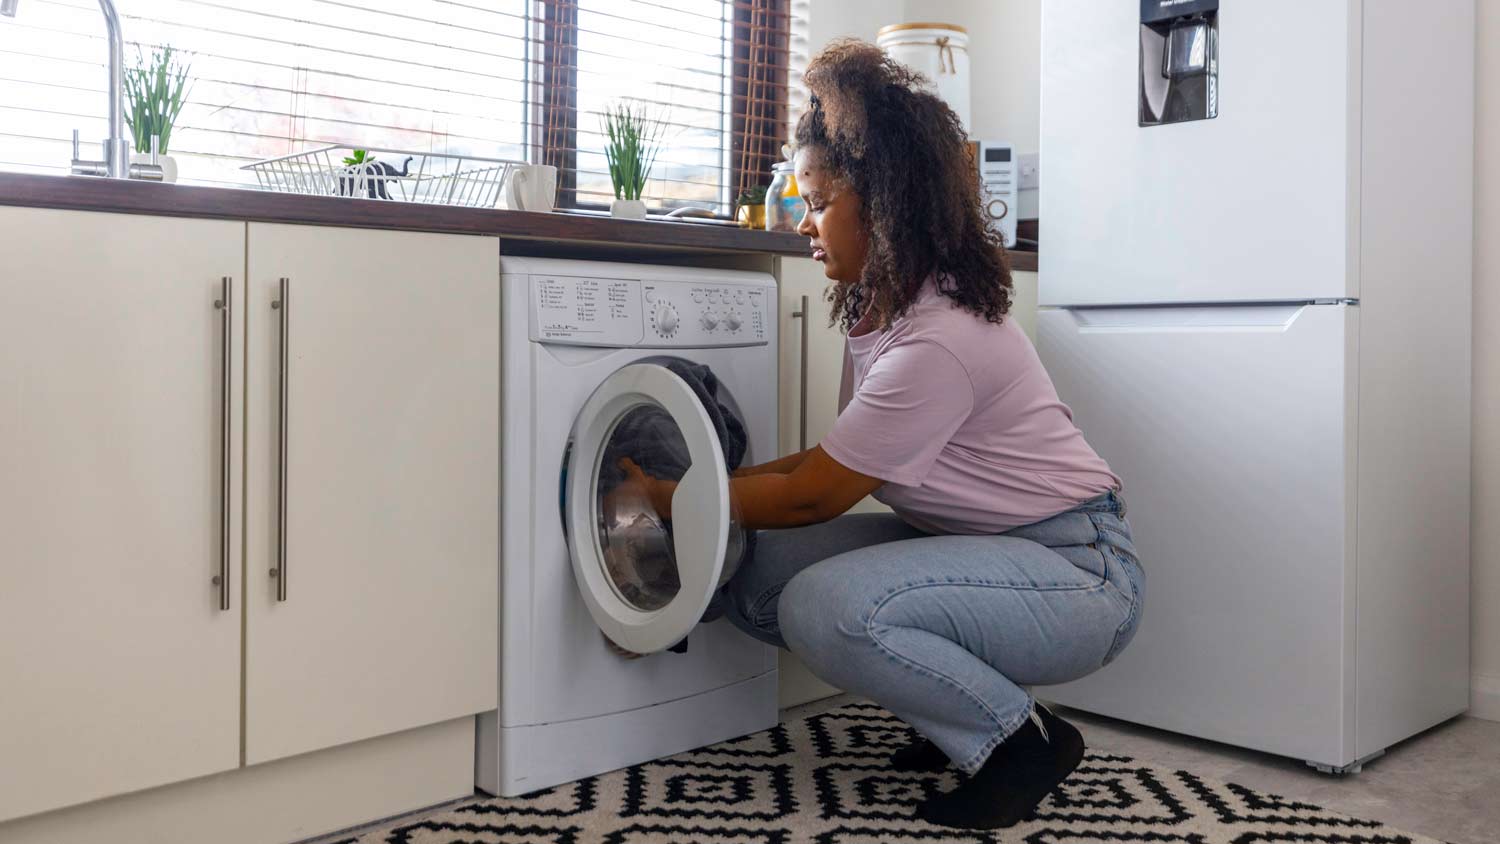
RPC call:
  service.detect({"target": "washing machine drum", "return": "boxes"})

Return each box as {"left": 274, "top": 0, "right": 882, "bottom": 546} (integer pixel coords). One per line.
{"left": 564, "top": 362, "right": 749, "bottom": 655}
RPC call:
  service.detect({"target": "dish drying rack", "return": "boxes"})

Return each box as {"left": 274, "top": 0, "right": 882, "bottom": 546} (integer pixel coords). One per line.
{"left": 242, "top": 145, "right": 523, "bottom": 208}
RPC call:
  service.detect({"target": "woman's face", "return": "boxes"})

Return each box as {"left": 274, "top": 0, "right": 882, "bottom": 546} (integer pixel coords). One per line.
{"left": 795, "top": 148, "right": 868, "bottom": 284}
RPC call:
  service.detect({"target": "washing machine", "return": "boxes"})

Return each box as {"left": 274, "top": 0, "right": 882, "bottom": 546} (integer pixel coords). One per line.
{"left": 476, "top": 257, "right": 780, "bottom": 797}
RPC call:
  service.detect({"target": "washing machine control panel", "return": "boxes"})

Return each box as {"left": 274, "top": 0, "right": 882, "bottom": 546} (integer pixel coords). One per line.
{"left": 531, "top": 275, "right": 770, "bottom": 348}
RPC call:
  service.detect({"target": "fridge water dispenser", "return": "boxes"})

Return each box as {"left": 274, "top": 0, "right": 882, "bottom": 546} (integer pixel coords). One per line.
{"left": 1140, "top": 0, "right": 1218, "bottom": 126}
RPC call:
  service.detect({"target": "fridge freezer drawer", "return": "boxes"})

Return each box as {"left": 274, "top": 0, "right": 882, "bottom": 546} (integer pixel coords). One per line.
{"left": 1036, "top": 303, "right": 1357, "bottom": 767}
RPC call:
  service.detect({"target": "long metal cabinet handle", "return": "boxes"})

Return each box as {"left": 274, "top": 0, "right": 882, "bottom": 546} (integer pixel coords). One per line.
{"left": 790, "top": 295, "right": 809, "bottom": 452}
{"left": 272, "top": 277, "right": 289, "bottom": 602}
{"left": 214, "top": 277, "right": 232, "bottom": 611}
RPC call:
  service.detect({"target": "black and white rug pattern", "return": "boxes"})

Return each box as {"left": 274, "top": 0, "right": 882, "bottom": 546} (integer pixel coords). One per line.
{"left": 339, "top": 703, "right": 1442, "bottom": 844}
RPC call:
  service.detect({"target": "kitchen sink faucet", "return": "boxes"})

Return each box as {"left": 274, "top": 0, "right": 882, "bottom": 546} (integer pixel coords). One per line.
{"left": 1, "top": 0, "right": 163, "bottom": 180}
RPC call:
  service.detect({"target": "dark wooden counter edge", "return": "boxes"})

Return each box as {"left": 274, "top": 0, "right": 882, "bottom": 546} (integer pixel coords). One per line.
{"left": 0, "top": 171, "right": 1038, "bottom": 271}
{"left": 0, "top": 172, "right": 810, "bottom": 257}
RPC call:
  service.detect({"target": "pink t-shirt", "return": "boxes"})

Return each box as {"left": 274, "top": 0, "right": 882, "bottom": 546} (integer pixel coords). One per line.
{"left": 820, "top": 281, "right": 1120, "bottom": 534}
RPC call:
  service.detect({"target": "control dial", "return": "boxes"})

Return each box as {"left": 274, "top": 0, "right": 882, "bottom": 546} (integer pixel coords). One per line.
{"left": 723, "top": 311, "right": 742, "bottom": 331}
{"left": 700, "top": 310, "right": 719, "bottom": 331}
{"left": 986, "top": 198, "right": 1010, "bottom": 220}
{"left": 653, "top": 302, "right": 680, "bottom": 337}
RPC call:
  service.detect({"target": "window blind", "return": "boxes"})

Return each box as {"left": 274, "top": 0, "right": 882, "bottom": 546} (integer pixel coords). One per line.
{"left": 785, "top": 0, "right": 809, "bottom": 144}
{"left": 538, "top": 0, "right": 792, "bottom": 214}
{"left": 0, "top": 0, "right": 531, "bottom": 189}
{"left": 0, "top": 0, "right": 799, "bottom": 217}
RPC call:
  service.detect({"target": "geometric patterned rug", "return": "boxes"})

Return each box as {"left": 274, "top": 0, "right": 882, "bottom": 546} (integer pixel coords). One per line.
{"left": 334, "top": 702, "right": 1445, "bottom": 844}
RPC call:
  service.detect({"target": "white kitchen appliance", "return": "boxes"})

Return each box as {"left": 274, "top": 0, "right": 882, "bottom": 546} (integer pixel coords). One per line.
{"left": 477, "top": 257, "right": 779, "bottom": 797}
{"left": 1036, "top": 0, "right": 1473, "bottom": 773}
{"left": 972, "top": 140, "right": 1018, "bottom": 248}
{"left": 878, "top": 22, "right": 972, "bottom": 133}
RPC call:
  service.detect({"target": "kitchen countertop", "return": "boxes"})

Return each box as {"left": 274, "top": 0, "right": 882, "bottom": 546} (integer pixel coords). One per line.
{"left": 0, "top": 171, "right": 1038, "bottom": 270}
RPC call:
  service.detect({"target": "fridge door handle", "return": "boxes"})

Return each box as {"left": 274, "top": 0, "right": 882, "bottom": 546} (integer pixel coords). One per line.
{"left": 1062, "top": 304, "right": 1318, "bottom": 333}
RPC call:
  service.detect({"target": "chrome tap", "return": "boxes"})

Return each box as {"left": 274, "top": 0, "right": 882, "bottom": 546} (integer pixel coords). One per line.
{"left": 2, "top": 0, "right": 162, "bottom": 180}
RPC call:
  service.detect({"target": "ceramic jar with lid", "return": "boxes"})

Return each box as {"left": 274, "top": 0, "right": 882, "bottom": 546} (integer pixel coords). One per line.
{"left": 876, "top": 22, "right": 971, "bottom": 134}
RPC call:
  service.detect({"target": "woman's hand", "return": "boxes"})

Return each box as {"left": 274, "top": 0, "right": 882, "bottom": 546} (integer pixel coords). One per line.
{"left": 617, "top": 457, "right": 677, "bottom": 520}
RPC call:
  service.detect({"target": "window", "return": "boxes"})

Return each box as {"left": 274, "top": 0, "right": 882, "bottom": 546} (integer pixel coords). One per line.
{"left": 0, "top": 0, "right": 796, "bottom": 216}
{"left": 0, "top": 1, "right": 532, "bottom": 188}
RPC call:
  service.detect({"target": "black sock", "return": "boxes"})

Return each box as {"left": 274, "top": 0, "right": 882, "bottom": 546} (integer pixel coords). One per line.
{"left": 916, "top": 705, "right": 1085, "bottom": 830}
{"left": 889, "top": 735, "right": 950, "bottom": 772}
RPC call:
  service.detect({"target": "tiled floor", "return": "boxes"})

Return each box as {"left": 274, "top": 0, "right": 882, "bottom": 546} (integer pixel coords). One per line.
{"left": 787, "top": 694, "right": 1500, "bottom": 844}
{"left": 311, "top": 695, "right": 1500, "bottom": 844}
{"left": 1060, "top": 702, "right": 1500, "bottom": 844}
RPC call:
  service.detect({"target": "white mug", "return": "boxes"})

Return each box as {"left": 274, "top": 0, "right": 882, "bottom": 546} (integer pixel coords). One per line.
{"left": 505, "top": 164, "right": 558, "bottom": 212}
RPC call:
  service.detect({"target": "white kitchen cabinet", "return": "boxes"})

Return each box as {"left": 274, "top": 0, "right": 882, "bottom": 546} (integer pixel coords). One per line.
{"left": 777, "top": 257, "right": 842, "bottom": 461}
{"left": 242, "top": 223, "right": 498, "bottom": 765}
{"left": 1010, "top": 270, "right": 1038, "bottom": 341}
{"left": 776, "top": 257, "right": 881, "bottom": 517}
{"left": 0, "top": 207, "right": 244, "bottom": 822}
{"left": 774, "top": 257, "right": 852, "bottom": 707}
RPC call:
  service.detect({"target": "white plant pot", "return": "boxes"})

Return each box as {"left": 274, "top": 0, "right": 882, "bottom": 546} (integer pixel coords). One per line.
{"left": 610, "top": 198, "right": 648, "bottom": 220}
{"left": 130, "top": 152, "right": 178, "bottom": 183}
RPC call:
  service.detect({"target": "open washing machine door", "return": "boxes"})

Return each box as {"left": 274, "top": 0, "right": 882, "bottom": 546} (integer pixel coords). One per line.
{"left": 564, "top": 362, "right": 744, "bottom": 655}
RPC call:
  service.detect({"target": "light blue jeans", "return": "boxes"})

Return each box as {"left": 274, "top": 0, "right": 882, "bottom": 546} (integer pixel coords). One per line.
{"left": 722, "top": 492, "right": 1144, "bottom": 774}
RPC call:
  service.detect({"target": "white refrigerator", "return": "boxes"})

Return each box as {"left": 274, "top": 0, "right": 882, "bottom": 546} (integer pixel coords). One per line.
{"left": 1035, "top": 0, "right": 1474, "bottom": 772}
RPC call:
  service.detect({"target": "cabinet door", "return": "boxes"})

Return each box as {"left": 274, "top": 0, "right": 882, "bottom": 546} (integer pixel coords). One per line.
{"left": 776, "top": 257, "right": 885, "bottom": 514}
{"left": 0, "top": 208, "right": 244, "bottom": 821}
{"left": 774, "top": 257, "right": 850, "bottom": 708}
{"left": 244, "top": 224, "right": 498, "bottom": 765}
{"left": 1009, "top": 270, "right": 1038, "bottom": 342}
{"left": 776, "top": 258, "right": 840, "bottom": 460}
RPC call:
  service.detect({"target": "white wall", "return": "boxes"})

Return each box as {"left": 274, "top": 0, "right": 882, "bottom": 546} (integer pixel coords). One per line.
{"left": 1468, "top": 1, "right": 1500, "bottom": 721}
{"left": 807, "top": 0, "right": 905, "bottom": 51}
{"left": 806, "top": 0, "right": 1039, "bottom": 154}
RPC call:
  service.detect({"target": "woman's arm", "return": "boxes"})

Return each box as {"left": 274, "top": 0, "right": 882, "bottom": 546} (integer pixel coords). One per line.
{"left": 731, "top": 448, "right": 814, "bottom": 478}
{"left": 622, "top": 446, "right": 882, "bottom": 530}
{"left": 729, "top": 447, "right": 883, "bottom": 528}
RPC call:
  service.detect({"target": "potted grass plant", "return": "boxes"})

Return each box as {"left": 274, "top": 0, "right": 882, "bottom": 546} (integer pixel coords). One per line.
{"left": 736, "top": 185, "right": 767, "bottom": 229}
{"left": 124, "top": 45, "right": 191, "bottom": 183}
{"left": 600, "top": 101, "right": 664, "bottom": 220}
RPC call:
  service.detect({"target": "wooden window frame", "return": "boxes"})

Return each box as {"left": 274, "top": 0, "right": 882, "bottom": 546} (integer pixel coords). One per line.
{"left": 534, "top": 0, "right": 790, "bottom": 216}
{"left": 732, "top": 0, "right": 791, "bottom": 203}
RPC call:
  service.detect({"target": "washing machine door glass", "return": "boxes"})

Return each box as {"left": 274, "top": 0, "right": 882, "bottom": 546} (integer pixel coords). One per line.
{"left": 565, "top": 362, "right": 736, "bottom": 655}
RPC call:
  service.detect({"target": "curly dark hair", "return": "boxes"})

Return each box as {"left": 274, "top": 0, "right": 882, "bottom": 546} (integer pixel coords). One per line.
{"left": 796, "top": 39, "right": 1012, "bottom": 331}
